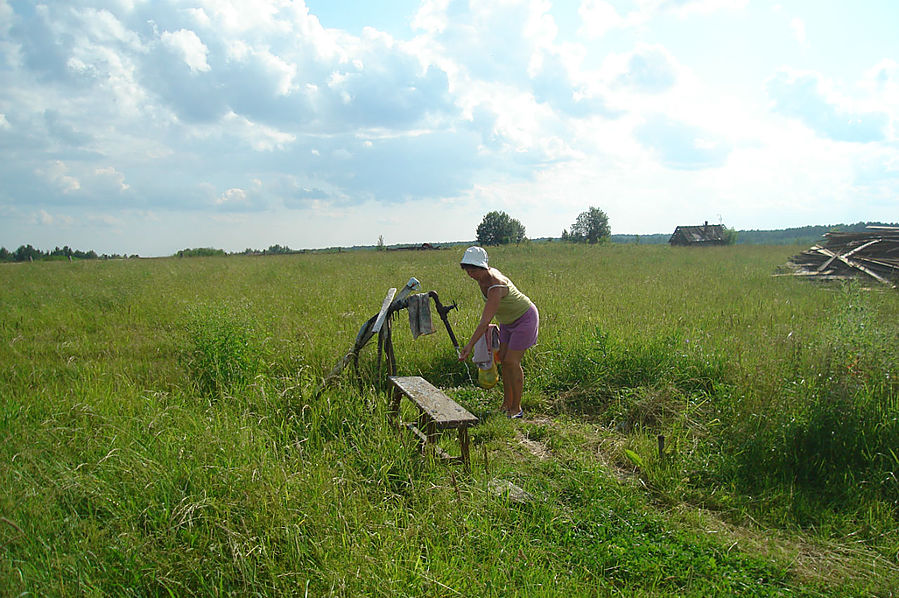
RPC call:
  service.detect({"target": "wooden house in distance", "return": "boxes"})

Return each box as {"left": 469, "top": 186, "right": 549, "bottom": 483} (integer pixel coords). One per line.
{"left": 669, "top": 222, "right": 727, "bottom": 246}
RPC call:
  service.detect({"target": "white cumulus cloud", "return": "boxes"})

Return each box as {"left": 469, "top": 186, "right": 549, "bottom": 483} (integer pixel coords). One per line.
{"left": 217, "top": 187, "right": 248, "bottom": 205}
{"left": 95, "top": 166, "right": 130, "bottom": 192}
{"left": 160, "top": 29, "right": 210, "bottom": 73}
{"left": 768, "top": 69, "right": 889, "bottom": 143}
{"left": 790, "top": 17, "right": 807, "bottom": 47}
{"left": 38, "top": 161, "right": 81, "bottom": 194}
{"left": 578, "top": 0, "right": 627, "bottom": 38}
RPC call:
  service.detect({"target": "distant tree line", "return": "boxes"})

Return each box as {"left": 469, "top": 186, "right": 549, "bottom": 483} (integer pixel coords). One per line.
{"left": 176, "top": 247, "right": 227, "bottom": 258}
{"left": 609, "top": 221, "right": 898, "bottom": 245}
{"left": 9, "top": 221, "right": 895, "bottom": 263}
{"left": 735, "top": 222, "right": 898, "bottom": 245}
{"left": 174, "top": 245, "right": 306, "bottom": 257}
{"left": 0, "top": 244, "right": 132, "bottom": 262}
{"left": 239, "top": 244, "right": 303, "bottom": 256}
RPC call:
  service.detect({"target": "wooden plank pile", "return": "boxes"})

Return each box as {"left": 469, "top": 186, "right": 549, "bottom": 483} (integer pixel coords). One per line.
{"left": 784, "top": 227, "right": 899, "bottom": 286}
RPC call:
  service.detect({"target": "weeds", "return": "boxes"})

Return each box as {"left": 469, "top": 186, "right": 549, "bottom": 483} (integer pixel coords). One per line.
{"left": 181, "top": 302, "right": 267, "bottom": 398}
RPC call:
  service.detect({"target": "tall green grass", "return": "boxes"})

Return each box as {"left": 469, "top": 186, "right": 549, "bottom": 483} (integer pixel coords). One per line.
{"left": 1, "top": 245, "right": 897, "bottom": 595}
{"left": 716, "top": 284, "right": 898, "bottom": 522}
{"left": 182, "top": 301, "right": 268, "bottom": 398}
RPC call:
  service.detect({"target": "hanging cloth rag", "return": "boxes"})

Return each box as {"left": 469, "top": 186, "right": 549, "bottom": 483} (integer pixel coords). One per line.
{"left": 407, "top": 293, "right": 436, "bottom": 339}
{"left": 472, "top": 324, "right": 500, "bottom": 370}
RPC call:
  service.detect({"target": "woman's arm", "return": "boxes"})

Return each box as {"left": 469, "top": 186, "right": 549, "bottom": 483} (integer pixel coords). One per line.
{"left": 458, "top": 286, "right": 504, "bottom": 361}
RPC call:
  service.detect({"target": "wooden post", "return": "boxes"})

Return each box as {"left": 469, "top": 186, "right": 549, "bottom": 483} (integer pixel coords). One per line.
{"left": 385, "top": 320, "right": 397, "bottom": 377}
{"left": 657, "top": 435, "right": 665, "bottom": 459}
{"left": 389, "top": 387, "right": 401, "bottom": 428}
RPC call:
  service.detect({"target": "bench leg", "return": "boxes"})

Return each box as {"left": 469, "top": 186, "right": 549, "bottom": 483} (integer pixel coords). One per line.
{"left": 459, "top": 427, "right": 471, "bottom": 472}
{"left": 415, "top": 411, "right": 430, "bottom": 454}
{"left": 426, "top": 419, "right": 438, "bottom": 448}
{"left": 389, "top": 388, "right": 402, "bottom": 428}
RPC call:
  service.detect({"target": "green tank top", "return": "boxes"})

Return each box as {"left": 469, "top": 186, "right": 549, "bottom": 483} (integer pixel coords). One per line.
{"left": 482, "top": 279, "right": 533, "bottom": 325}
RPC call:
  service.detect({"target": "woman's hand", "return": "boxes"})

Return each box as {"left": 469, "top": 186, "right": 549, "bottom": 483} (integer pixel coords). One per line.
{"left": 459, "top": 286, "right": 502, "bottom": 362}
{"left": 458, "top": 344, "right": 472, "bottom": 361}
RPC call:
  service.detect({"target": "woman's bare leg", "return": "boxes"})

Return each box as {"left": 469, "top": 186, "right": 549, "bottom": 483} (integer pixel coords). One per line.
{"left": 498, "top": 343, "right": 511, "bottom": 413}
{"left": 500, "top": 348, "right": 526, "bottom": 415}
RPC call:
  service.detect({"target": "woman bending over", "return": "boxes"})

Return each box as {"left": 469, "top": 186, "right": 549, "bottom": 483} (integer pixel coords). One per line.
{"left": 457, "top": 246, "right": 539, "bottom": 418}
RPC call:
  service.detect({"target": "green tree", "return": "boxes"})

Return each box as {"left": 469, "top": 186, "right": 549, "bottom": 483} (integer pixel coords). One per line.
{"left": 476, "top": 211, "right": 526, "bottom": 246}
{"left": 723, "top": 226, "right": 738, "bottom": 245}
{"left": 569, "top": 207, "right": 611, "bottom": 244}
{"left": 13, "top": 244, "right": 44, "bottom": 261}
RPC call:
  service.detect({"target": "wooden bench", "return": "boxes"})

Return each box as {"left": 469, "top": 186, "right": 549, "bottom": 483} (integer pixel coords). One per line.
{"left": 388, "top": 376, "right": 479, "bottom": 470}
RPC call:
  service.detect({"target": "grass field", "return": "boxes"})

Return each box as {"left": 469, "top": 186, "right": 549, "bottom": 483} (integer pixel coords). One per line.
{"left": 1, "top": 243, "right": 897, "bottom": 596}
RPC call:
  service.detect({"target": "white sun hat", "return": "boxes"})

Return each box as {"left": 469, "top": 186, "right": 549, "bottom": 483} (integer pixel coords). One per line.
{"left": 460, "top": 246, "right": 489, "bottom": 269}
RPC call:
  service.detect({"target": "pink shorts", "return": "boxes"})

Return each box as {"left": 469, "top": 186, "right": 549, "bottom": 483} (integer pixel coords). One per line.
{"left": 498, "top": 304, "right": 539, "bottom": 351}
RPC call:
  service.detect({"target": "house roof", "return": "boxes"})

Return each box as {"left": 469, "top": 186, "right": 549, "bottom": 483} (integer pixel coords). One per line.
{"left": 669, "top": 224, "right": 726, "bottom": 244}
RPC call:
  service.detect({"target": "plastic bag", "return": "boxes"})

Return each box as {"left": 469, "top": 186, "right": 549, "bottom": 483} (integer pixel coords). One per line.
{"left": 478, "top": 359, "right": 499, "bottom": 389}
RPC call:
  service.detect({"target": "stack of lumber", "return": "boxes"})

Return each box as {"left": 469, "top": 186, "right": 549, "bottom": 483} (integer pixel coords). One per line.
{"left": 784, "top": 227, "right": 899, "bottom": 286}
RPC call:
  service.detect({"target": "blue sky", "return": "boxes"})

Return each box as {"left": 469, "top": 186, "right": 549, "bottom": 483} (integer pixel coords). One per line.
{"left": 0, "top": 0, "right": 897, "bottom": 256}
